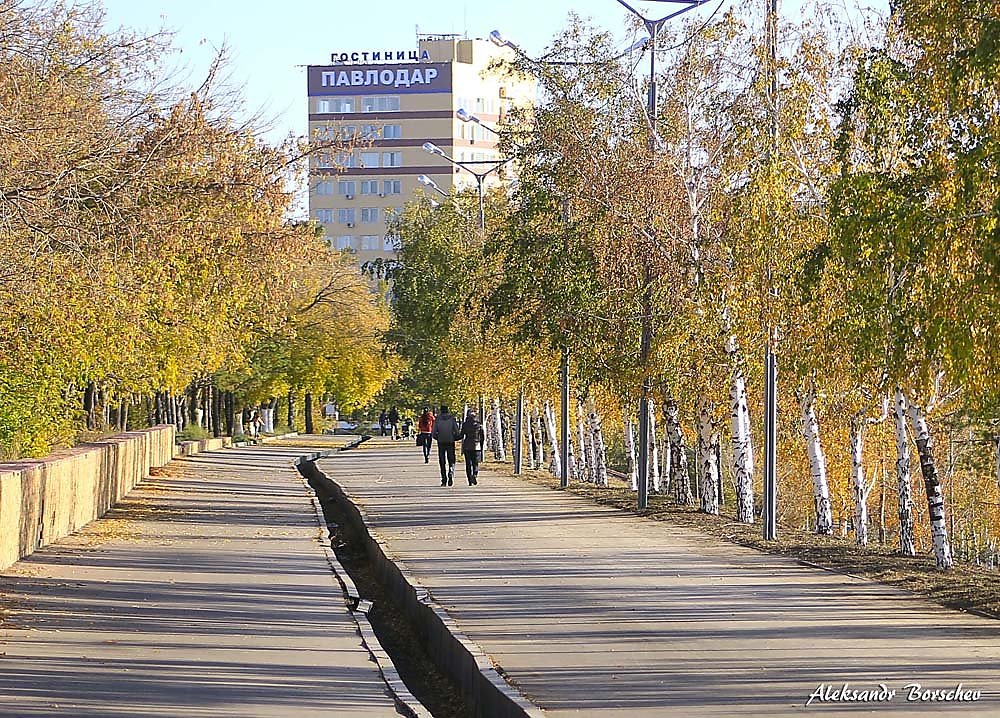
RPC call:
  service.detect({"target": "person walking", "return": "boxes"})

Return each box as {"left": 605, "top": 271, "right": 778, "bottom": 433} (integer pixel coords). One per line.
{"left": 388, "top": 405, "right": 400, "bottom": 440}
{"left": 417, "top": 407, "right": 435, "bottom": 463}
{"left": 378, "top": 409, "right": 388, "bottom": 437}
{"left": 461, "top": 410, "right": 485, "bottom": 486}
{"left": 431, "top": 404, "right": 460, "bottom": 486}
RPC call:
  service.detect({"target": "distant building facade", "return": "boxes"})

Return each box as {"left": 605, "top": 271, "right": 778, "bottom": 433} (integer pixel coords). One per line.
{"left": 306, "top": 34, "right": 534, "bottom": 267}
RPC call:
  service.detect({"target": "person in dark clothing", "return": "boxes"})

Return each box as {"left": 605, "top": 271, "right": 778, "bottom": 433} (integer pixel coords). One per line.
{"left": 461, "top": 410, "right": 485, "bottom": 485}
{"left": 378, "top": 409, "right": 388, "bottom": 437}
{"left": 388, "top": 405, "right": 400, "bottom": 440}
{"left": 431, "top": 404, "right": 460, "bottom": 486}
{"left": 417, "top": 407, "right": 435, "bottom": 463}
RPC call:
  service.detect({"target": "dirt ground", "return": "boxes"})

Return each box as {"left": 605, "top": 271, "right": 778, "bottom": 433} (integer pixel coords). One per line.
{"left": 504, "top": 465, "right": 1000, "bottom": 621}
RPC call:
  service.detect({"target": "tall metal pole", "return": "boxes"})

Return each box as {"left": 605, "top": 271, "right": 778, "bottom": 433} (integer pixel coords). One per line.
{"left": 560, "top": 347, "right": 570, "bottom": 488}
{"left": 514, "top": 390, "right": 524, "bottom": 474}
{"left": 636, "top": 19, "right": 659, "bottom": 511}
{"left": 763, "top": 347, "right": 777, "bottom": 539}
{"left": 762, "top": 0, "right": 779, "bottom": 540}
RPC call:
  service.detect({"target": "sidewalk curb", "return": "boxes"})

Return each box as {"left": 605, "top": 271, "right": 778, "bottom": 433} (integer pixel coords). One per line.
{"left": 295, "top": 450, "right": 432, "bottom": 718}
{"left": 301, "top": 459, "right": 546, "bottom": 718}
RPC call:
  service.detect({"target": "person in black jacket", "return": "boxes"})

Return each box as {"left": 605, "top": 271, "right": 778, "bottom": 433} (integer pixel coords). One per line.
{"left": 388, "top": 405, "right": 400, "bottom": 440}
{"left": 461, "top": 410, "right": 485, "bottom": 486}
{"left": 431, "top": 404, "right": 460, "bottom": 486}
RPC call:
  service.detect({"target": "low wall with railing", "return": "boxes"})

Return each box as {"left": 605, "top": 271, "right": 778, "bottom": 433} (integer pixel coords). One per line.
{"left": 0, "top": 425, "right": 176, "bottom": 570}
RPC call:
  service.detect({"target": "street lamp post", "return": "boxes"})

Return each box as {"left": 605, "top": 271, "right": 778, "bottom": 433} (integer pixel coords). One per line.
{"left": 421, "top": 141, "right": 512, "bottom": 233}
{"left": 610, "top": 0, "right": 713, "bottom": 510}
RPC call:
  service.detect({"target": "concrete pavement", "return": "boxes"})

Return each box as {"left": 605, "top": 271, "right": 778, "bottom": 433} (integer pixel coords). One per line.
{"left": 0, "top": 444, "right": 406, "bottom": 718}
{"left": 314, "top": 436, "right": 1000, "bottom": 717}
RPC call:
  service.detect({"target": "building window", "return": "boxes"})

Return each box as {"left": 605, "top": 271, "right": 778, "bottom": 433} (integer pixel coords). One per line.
{"left": 315, "top": 209, "right": 334, "bottom": 224}
{"left": 337, "top": 180, "right": 355, "bottom": 196}
{"left": 359, "top": 151, "right": 380, "bottom": 168}
{"left": 335, "top": 152, "right": 355, "bottom": 168}
{"left": 339, "top": 125, "right": 357, "bottom": 139}
{"left": 335, "top": 235, "right": 354, "bottom": 250}
{"left": 360, "top": 235, "right": 380, "bottom": 251}
{"left": 317, "top": 97, "right": 355, "bottom": 113}
{"left": 362, "top": 96, "right": 400, "bottom": 112}
{"left": 316, "top": 181, "right": 334, "bottom": 196}
{"left": 361, "top": 207, "right": 380, "bottom": 224}
{"left": 383, "top": 124, "right": 402, "bottom": 139}
{"left": 382, "top": 151, "right": 402, "bottom": 167}
{"left": 316, "top": 153, "right": 334, "bottom": 169}
{"left": 383, "top": 234, "right": 400, "bottom": 252}
{"left": 360, "top": 179, "right": 379, "bottom": 195}
{"left": 386, "top": 206, "right": 403, "bottom": 222}
{"left": 337, "top": 208, "right": 356, "bottom": 224}
{"left": 383, "top": 180, "right": 401, "bottom": 195}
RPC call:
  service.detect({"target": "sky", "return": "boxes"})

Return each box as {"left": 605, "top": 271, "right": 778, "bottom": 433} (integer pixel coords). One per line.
{"left": 97, "top": 0, "right": 890, "bottom": 148}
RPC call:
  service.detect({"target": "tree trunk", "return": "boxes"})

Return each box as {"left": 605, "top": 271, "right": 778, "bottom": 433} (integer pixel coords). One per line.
{"left": 187, "top": 383, "right": 199, "bottom": 426}
{"left": 224, "top": 392, "right": 235, "bottom": 436}
{"left": 84, "top": 382, "right": 97, "bottom": 430}
{"left": 728, "top": 337, "right": 756, "bottom": 523}
{"left": 698, "top": 402, "right": 720, "bottom": 515}
{"left": 534, "top": 406, "right": 546, "bottom": 470}
{"left": 577, "top": 401, "right": 593, "bottom": 482}
{"left": 849, "top": 413, "right": 870, "bottom": 546}
{"left": 119, "top": 399, "right": 129, "bottom": 432}
{"left": 543, "top": 400, "right": 561, "bottom": 478}
{"left": 234, "top": 405, "right": 245, "bottom": 437}
{"left": 151, "top": 391, "right": 161, "bottom": 426}
{"left": 661, "top": 403, "right": 672, "bottom": 495}
{"left": 267, "top": 397, "right": 278, "bottom": 433}
{"left": 647, "top": 398, "right": 661, "bottom": 493}
{"left": 588, "top": 397, "right": 609, "bottom": 487}
{"left": 623, "top": 410, "right": 638, "bottom": 491}
{"left": 525, "top": 403, "right": 536, "bottom": 469}
{"left": 905, "top": 399, "right": 953, "bottom": 569}
{"left": 664, "top": 399, "right": 691, "bottom": 505}
{"left": 304, "top": 393, "right": 314, "bottom": 434}
{"left": 211, "top": 386, "right": 222, "bottom": 437}
{"left": 287, "top": 389, "right": 295, "bottom": 431}
{"left": 799, "top": 387, "right": 834, "bottom": 535}
{"left": 492, "top": 398, "right": 507, "bottom": 461}
{"left": 893, "top": 388, "right": 916, "bottom": 556}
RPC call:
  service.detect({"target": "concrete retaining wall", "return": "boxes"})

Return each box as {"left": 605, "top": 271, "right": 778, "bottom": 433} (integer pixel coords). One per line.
{"left": 0, "top": 425, "right": 175, "bottom": 570}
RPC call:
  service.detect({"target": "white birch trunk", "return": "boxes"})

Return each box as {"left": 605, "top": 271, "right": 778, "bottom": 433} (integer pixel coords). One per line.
{"left": 533, "top": 406, "right": 545, "bottom": 470}
{"left": 588, "top": 397, "right": 609, "bottom": 487}
{"left": 647, "top": 398, "right": 661, "bottom": 493}
{"left": 577, "top": 401, "right": 592, "bottom": 482}
{"left": 698, "top": 402, "right": 720, "bottom": 515}
{"left": 893, "top": 388, "right": 916, "bottom": 556}
{"left": 265, "top": 408, "right": 276, "bottom": 434}
{"left": 234, "top": 411, "right": 245, "bottom": 437}
{"left": 624, "top": 413, "right": 638, "bottom": 491}
{"left": 544, "top": 401, "right": 561, "bottom": 478}
{"left": 994, "top": 434, "right": 1000, "bottom": 494}
{"left": 492, "top": 398, "right": 506, "bottom": 461}
{"left": 660, "top": 404, "right": 672, "bottom": 495}
{"left": 849, "top": 414, "right": 871, "bottom": 546}
{"left": 799, "top": 387, "right": 833, "bottom": 535}
{"left": 727, "top": 336, "right": 755, "bottom": 523}
{"left": 906, "top": 399, "right": 954, "bottom": 569}
{"left": 195, "top": 407, "right": 204, "bottom": 430}
{"left": 664, "top": 399, "right": 692, "bottom": 505}
{"left": 525, "top": 404, "right": 537, "bottom": 469}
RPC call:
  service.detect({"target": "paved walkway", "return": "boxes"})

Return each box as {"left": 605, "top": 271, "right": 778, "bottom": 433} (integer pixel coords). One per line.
{"left": 315, "top": 436, "right": 1000, "bottom": 717}
{"left": 0, "top": 444, "right": 404, "bottom": 718}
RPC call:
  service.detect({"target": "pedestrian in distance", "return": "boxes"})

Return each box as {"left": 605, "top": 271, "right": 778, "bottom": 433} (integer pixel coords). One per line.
{"left": 379, "top": 409, "right": 388, "bottom": 437}
{"left": 461, "top": 410, "right": 485, "bottom": 485}
{"left": 417, "top": 407, "right": 435, "bottom": 463}
{"left": 388, "top": 405, "right": 400, "bottom": 440}
{"left": 431, "top": 404, "right": 461, "bottom": 486}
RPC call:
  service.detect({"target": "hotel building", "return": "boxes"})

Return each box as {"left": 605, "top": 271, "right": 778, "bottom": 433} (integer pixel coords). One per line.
{"left": 306, "top": 34, "right": 534, "bottom": 267}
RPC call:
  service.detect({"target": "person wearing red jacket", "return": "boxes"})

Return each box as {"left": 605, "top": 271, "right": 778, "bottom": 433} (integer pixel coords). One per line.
{"left": 417, "top": 407, "right": 435, "bottom": 463}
